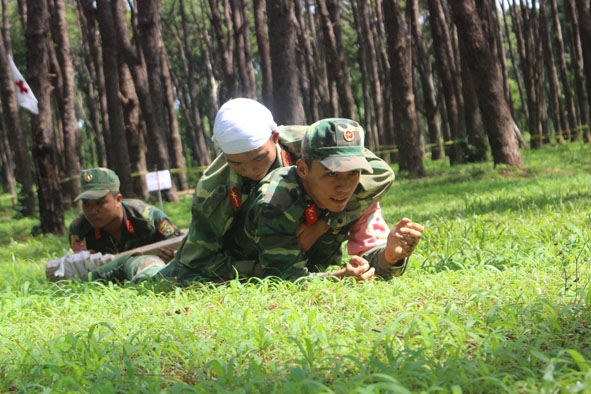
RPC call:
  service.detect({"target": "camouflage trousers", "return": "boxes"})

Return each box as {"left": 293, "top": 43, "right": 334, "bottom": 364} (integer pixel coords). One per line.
{"left": 90, "top": 253, "right": 166, "bottom": 283}
{"left": 90, "top": 254, "right": 258, "bottom": 284}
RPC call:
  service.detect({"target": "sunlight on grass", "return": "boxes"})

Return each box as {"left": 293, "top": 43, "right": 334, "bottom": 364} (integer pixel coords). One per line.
{"left": 1, "top": 142, "right": 591, "bottom": 392}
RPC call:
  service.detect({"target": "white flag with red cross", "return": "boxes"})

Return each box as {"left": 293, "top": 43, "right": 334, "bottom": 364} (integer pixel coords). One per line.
{"left": 8, "top": 55, "right": 38, "bottom": 115}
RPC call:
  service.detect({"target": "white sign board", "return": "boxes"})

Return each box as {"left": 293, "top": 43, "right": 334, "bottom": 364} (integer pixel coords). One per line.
{"left": 145, "top": 170, "right": 172, "bottom": 191}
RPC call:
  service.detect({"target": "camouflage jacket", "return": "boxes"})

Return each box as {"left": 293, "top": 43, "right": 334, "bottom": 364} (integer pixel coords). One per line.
{"left": 170, "top": 143, "right": 296, "bottom": 282}
{"left": 226, "top": 162, "right": 397, "bottom": 281}
{"left": 68, "top": 199, "right": 181, "bottom": 254}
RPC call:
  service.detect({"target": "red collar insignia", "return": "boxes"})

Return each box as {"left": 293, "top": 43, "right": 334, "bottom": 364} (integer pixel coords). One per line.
{"left": 305, "top": 203, "right": 318, "bottom": 226}
{"left": 229, "top": 187, "right": 242, "bottom": 210}
{"left": 280, "top": 150, "right": 293, "bottom": 166}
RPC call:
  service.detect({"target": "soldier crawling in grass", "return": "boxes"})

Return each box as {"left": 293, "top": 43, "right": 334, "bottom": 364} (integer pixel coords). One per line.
{"left": 47, "top": 99, "right": 401, "bottom": 283}
{"left": 68, "top": 167, "right": 181, "bottom": 258}
{"left": 46, "top": 168, "right": 183, "bottom": 281}
{"left": 225, "top": 118, "right": 425, "bottom": 281}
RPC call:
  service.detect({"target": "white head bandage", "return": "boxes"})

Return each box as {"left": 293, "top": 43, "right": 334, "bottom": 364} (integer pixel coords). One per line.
{"left": 212, "top": 98, "right": 277, "bottom": 154}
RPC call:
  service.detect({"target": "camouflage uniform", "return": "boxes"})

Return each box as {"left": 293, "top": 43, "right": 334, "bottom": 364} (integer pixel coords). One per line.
{"left": 69, "top": 199, "right": 181, "bottom": 255}
{"left": 225, "top": 165, "right": 405, "bottom": 281}
{"left": 221, "top": 118, "right": 406, "bottom": 281}
{"left": 157, "top": 124, "right": 395, "bottom": 284}
{"left": 90, "top": 124, "right": 395, "bottom": 284}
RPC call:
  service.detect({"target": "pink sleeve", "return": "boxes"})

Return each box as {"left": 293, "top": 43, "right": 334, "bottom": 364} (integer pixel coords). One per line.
{"left": 347, "top": 202, "right": 389, "bottom": 256}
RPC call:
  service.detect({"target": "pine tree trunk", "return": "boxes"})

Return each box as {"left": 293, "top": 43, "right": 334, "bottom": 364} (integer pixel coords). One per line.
{"left": 574, "top": 0, "right": 591, "bottom": 142}
{"left": 539, "top": 0, "right": 566, "bottom": 143}
{"left": 564, "top": 0, "right": 588, "bottom": 141}
{"left": 0, "top": 33, "right": 35, "bottom": 215}
{"left": 427, "top": 0, "right": 466, "bottom": 164}
{"left": 177, "top": 0, "right": 210, "bottom": 166}
{"left": 26, "top": 0, "right": 65, "bottom": 234}
{"left": 209, "top": 0, "right": 236, "bottom": 101}
{"left": 267, "top": 0, "right": 305, "bottom": 124}
{"left": 458, "top": 36, "right": 488, "bottom": 162}
{"left": 353, "top": 0, "right": 384, "bottom": 153}
{"left": 383, "top": 0, "right": 425, "bottom": 177}
{"left": 408, "top": 0, "right": 444, "bottom": 161}
{"left": 48, "top": 0, "right": 81, "bottom": 207}
{"left": 230, "top": 0, "right": 255, "bottom": 98}
{"left": 550, "top": 0, "right": 578, "bottom": 139}
{"left": 500, "top": 1, "right": 529, "bottom": 135}
{"left": 95, "top": 0, "right": 133, "bottom": 196}
{"left": 315, "top": 0, "right": 355, "bottom": 119}
{"left": 136, "top": 0, "right": 179, "bottom": 201}
{"left": 511, "top": 1, "right": 544, "bottom": 148}
{"left": 77, "top": 0, "right": 109, "bottom": 167}
{"left": 253, "top": 0, "right": 273, "bottom": 107}
{"left": 449, "top": 0, "right": 522, "bottom": 167}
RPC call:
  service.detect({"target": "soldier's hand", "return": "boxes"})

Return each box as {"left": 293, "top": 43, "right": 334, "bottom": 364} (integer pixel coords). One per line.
{"left": 296, "top": 219, "right": 330, "bottom": 252}
{"left": 344, "top": 255, "right": 375, "bottom": 281}
{"left": 158, "top": 247, "right": 176, "bottom": 263}
{"left": 384, "top": 218, "right": 424, "bottom": 263}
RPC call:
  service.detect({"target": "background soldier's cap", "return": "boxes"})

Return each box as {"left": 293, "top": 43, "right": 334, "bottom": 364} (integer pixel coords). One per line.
{"left": 74, "top": 168, "right": 120, "bottom": 202}
{"left": 302, "top": 118, "right": 373, "bottom": 173}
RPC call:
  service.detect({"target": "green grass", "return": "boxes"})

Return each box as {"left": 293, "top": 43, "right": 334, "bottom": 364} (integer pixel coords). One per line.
{"left": 1, "top": 142, "right": 591, "bottom": 393}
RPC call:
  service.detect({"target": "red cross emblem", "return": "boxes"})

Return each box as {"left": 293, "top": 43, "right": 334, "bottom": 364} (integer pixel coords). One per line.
{"left": 15, "top": 80, "right": 28, "bottom": 94}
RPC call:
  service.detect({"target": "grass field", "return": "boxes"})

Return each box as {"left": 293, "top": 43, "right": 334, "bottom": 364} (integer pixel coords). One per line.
{"left": 1, "top": 142, "right": 590, "bottom": 393}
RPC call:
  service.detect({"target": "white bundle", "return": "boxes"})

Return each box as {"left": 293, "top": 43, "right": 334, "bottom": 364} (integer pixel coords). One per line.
{"left": 45, "top": 250, "right": 115, "bottom": 282}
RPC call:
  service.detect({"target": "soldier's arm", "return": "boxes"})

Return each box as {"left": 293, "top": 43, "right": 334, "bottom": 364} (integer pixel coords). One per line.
{"left": 174, "top": 190, "right": 260, "bottom": 281}
{"left": 147, "top": 205, "right": 183, "bottom": 241}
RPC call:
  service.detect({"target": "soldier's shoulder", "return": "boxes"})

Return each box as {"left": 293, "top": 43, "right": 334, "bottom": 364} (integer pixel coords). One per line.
{"left": 256, "top": 167, "right": 301, "bottom": 210}
{"left": 277, "top": 124, "right": 308, "bottom": 157}
{"left": 122, "top": 199, "right": 153, "bottom": 213}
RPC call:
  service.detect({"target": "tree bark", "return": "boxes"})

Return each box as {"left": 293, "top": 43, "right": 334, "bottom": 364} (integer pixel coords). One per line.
{"left": 574, "top": 0, "right": 591, "bottom": 142}
{"left": 77, "top": 0, "right": 109, "bottom": 167}
{"left": 539, "top": 0, "right": 566, "bottom": 143}
{"left": 26, "top": 0, "right": 65, "bottom": 234}
{"left": 252, "top": 0, "right": 273, "bottom": 107}
{"left": 315, "top": 0, "right": 355, "bottom": 119}
{"left": 427, "top": 0, "right": 466, "bottom": 164}
{"left": 408, "top": 0, "right": 444, "bottom": 161}
{"left": 353, "top": 0, "right": 383, "bottom": 152}
{"left": 0, "top": 36, "right": 35, "bottom": 215}
{"left": 136, "top": 0, "right": 179, "bottom": 201}
{"left": 266, "top": 0, "right": 305, "bottom": 124}
{"left": 458, "top": 34, "right": 488, "bottom": 162}
{"left": 550, "top": 0, "right": 578, "bottom": 140}
{"left": 500, "top": 1, "right": 529, "bottom": 135}
{"left": 209, "top": 0, "right": 236, "bottom": 101}
{"left": 564, "top": 0, "right": 588, "bottom": 141}
{"left": 383, "top": 0, "right": 425, "bottom": 177}
{"left": 176, "top": 0, "right": 210, "bottom": 166}
{"left": 48, "top": 0, "right": 81, "bottom": 207}
{"left": 230, "top": 0, "right": 255, "bottom": 98}
{"left": 95, "top": 0, "right": 133, "bottom": 196}
{"left": 511, "top": 0, "right": 544, "bottom": 148}
{"left": 450, "top": 0, "right": 522, "bottom": 167}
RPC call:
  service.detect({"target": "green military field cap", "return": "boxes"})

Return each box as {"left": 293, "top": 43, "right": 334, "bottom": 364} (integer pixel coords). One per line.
{"left": 74, "top": 167, "right": 120, "bottom": 202}
{"left": 302, "top": 118, "right": 373, "bottom": 173}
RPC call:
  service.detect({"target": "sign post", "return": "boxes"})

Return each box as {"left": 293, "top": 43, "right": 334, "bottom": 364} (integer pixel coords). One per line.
{"left": 145, "top": 170, "right": 172, "bottom": 212}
